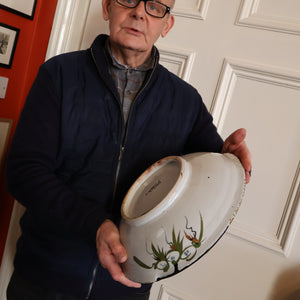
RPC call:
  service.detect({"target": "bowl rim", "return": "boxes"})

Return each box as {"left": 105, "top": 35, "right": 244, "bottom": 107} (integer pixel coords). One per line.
{"left": 121, "top": 155, "right": 191, "bottom": 226}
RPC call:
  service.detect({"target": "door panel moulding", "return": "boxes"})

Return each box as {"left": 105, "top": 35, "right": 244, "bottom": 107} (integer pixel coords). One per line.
{"left": 277, "top": 162, "right": 300, "bottom": 256}
{"left": 157, "top": 284, "right": 197, "bottom": 300}
{"left": 156, "top": 44, "right": 196, "bottom": 82}
{"left": 211, "top": 58, "right": 300, "bottom": 131}
{"left": 228, "top": 162, "right": 300, "bottom": 256}
{"left": 172, "top": 0, "right": 211, "bottom": 20}
{"left": 236, "top": 0, "right": 300, "bottom": 35}
{"left": 211, "top": 58, "right": 300, "bottom": 256}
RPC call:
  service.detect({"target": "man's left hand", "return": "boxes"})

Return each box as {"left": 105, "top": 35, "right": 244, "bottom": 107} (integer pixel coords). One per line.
{"left": 222, "top": 128, "right": 252, "bottom": 183}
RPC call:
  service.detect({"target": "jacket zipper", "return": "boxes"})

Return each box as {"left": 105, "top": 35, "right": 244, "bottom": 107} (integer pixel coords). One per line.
{"left": 85, "top": 47, "right": 158, "bottom": 299}
{"left": 110, "top": 60, "right": 158, "bottom": 202}
{"left": 90, "top": 47, "right": 158, "bottom": 210}
{"left": 85, "top": 262, "right": 98, "bottom": 300}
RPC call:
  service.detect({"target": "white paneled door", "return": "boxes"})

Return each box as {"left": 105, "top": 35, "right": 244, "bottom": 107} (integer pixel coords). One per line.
{"left": 150, "top": 1, "right": 300, "bottom": 299}
{"left": 1, "top": 0, "right": 299, "bottom": 299}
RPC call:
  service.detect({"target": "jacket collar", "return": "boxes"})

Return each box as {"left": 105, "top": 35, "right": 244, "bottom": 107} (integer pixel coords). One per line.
{"left": 90, "top": 34, "right": 119, "bottom": 100}
{"left": 90, "top": 34, "right": 160, "bottom": 101}
{"left": 90, "top": 34, "right": 160, "bottom": 73}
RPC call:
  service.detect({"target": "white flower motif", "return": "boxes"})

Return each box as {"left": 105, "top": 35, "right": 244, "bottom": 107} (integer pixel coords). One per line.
{"left": 181, "top": 247, "right": 196, "bottom": 259}
{"left": 167, "top": 251, "right": 180, "bottom": 262}
{"left": 157, "top": 261, "right": 168, "bottom": 270}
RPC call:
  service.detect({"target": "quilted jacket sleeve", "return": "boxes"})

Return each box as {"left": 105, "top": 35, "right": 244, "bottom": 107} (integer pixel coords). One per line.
{"left": 183, "top": 92, "right": 224, "bottom": 154}
{"left": 5, "top": 63, "right": 113, "bottom": 242}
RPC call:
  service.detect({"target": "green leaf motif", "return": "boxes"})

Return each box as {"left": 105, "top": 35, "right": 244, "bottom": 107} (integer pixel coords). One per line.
{"left": 171, "top": 227, "right": 184, "bottom": 253}
{"left": 133, "top": 256, "right": 153, "bottom": 269}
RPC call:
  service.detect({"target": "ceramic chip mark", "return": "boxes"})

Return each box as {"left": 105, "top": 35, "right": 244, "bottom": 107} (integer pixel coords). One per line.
{"left": 133, "top": 213, "right": 204, "bottom": 277}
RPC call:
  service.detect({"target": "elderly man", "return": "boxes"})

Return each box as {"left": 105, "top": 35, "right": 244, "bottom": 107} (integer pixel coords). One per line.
{"left": 6, "top": 0, "right": 251, "bottom": 299}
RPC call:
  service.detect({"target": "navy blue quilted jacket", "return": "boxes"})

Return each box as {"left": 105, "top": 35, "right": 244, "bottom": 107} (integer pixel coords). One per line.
{"left": 6, "top": 34, "right": 223, "bottom": 299}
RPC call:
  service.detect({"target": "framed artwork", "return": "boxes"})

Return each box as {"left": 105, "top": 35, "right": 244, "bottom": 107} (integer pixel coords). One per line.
{"left": 0, "top": 118, "right": 12, "bottom": 169}
{"left": 0, "top": 0, "right": 37, "bottom": 20}
{"left": 0, "top": 23, "right": 19, "bottom": 68}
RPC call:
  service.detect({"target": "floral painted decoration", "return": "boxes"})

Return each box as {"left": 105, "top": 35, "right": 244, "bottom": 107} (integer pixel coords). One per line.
{"left": 133, "top": 213, "right": 204, "bottom": 276}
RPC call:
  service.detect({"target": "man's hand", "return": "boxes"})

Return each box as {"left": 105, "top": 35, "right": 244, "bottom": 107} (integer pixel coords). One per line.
{"left": 222, "top": 128, "right": 252, "bottom": 183}
{"left": 96, "top": 219, "right": 142, "bottom": 288}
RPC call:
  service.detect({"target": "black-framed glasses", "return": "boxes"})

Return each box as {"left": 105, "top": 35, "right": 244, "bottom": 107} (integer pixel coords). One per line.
{"left": 116, "top": 0, "right": 171, "bottom": 18}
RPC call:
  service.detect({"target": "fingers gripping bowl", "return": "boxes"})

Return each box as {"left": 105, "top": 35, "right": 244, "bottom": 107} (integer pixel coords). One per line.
{"left": 119, "top": 152, "right": 246, "bottom": 283}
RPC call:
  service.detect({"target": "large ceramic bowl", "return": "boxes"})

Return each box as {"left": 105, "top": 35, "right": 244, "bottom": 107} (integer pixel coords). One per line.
{"left": 119, "top": 152, "right": 246, "bottom": 283}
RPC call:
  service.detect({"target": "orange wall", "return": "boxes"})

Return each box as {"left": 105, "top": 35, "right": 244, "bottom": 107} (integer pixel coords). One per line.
{"left": 0, "top": 0, "right": 58, "bottom": 262}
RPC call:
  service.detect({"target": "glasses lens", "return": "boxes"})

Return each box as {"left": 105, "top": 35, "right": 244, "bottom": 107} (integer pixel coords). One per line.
{"left": 117, "top": 0, "right": 139, "bottom": 8}
{"left": 146, "top": 1, "right": 167, "bottom": 18}
{"left": 116, "top": 0, "right": 168, "bottom": 18}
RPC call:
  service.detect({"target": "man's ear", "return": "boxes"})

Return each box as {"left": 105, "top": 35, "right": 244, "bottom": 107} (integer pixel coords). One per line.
{"left": 102, "top": 0, "right": 111, "bottom": 21}
{"left": 161, "top": 14, "right": 175, "bottom": 38}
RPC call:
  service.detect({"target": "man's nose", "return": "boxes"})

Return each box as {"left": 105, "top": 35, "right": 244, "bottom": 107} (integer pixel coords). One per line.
{"left": 130, "top": 1, "right": 146, "bottom": 19}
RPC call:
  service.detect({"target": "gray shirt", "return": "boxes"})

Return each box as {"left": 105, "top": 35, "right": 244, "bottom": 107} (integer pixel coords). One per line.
{"left": 105, "top": 40, "right": 156, "bottom": 123}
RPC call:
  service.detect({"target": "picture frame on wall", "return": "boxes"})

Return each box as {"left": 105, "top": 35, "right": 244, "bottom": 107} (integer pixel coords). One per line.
{"left": 0, "top": 0, "right": 37, "bottom": 20}
{"left": 0, "top": 23, "right": 20, "bottom": 69}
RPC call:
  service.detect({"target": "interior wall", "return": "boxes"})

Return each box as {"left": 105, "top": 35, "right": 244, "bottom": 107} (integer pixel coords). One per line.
{"left": 0, "top": 0, "right": 58, "bottom": 263}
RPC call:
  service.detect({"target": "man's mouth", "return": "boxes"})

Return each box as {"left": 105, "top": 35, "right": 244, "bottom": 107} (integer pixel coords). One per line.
{"left": 125, "top": 27, "right": 143, "bottom": 35}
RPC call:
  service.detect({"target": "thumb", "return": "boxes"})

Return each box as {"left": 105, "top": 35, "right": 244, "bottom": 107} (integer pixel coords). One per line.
{"left": 110, "top": 240, "right": 128, "bottom": 263}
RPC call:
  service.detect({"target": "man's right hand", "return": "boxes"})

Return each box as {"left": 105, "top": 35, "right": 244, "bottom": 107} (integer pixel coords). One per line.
{"left": 96, "top": 219, "right": 142, "bottom": 288}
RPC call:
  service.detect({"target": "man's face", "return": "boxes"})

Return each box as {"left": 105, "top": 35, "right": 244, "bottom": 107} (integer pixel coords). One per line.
{"left": 102, "top": 0, "right": 174, "bottom": 55}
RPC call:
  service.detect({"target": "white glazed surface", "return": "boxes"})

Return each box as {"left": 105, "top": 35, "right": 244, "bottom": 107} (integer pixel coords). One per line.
{"left": 119, "top": 152, "right": 246, "bottom": 283}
